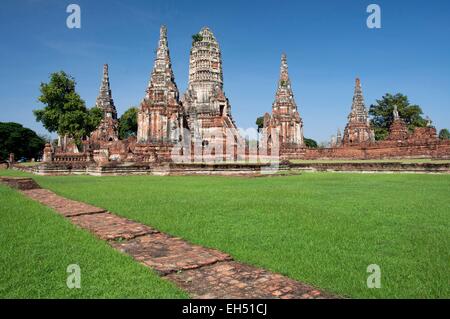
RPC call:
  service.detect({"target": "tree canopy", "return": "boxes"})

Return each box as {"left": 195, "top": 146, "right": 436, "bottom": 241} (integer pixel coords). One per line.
{"left": 439, "top": 129, "right": 450, "bottom": 140}
{"left": 33, "top": 71, "right": 102, "bottom": 143}
{"left": 118, "top": 107, "right": 138, "bottom": 139}
{"left": 255, "top": 116, "right": 264, "bottom": 132}
{"left": 0, "top": 122, "right": 46, "bottom": 161}
{"left": 304, "top": 138, "right": 318, "bottom": 148}
{"left": 369, "top": 93, "right": 427, "bottom": 140}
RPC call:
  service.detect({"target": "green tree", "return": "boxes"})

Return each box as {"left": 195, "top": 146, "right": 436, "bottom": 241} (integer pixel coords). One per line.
{"left": 304, "top": 138, "right": 318, "bottom": 148}
{"left": 439, "top": 128, "right": 450, "bottom": 140}
{"left": 0, "top": 122, "right": 45, "bottom": 161}
{"left": 118, "top": 107, "right": 138, "bottom": 139}
{"left": 33, "top": 71, "right": 102, "bottom": 143}
{"left": 255, "top": 116, "right": 264, "bottom": 132}
{"left": 369, "top": 93, "right": 427, "bottom": 140}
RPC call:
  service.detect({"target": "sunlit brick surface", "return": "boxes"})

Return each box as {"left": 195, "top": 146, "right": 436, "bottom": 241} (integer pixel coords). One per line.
{"left": 21, "top": 189, "right": 106, "bottom": 217}
{"left": 167, "top": 261, "right": 334, "bottom": 299}
{"left": 70, "top": 213, "right": 157, "bottom": 240}
{"left": 111, "top": 233, "right": 232, "bottom": 274}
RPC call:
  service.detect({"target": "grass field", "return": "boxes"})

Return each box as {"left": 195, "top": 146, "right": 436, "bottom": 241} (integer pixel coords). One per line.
{"left": 1, "top": 169, "right": 449, "bottom": 298}
{"left": 0, "top": 182, "right": 187, "bottom": 298}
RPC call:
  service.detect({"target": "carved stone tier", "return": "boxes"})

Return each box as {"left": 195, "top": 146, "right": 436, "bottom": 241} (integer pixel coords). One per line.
{"left": 182, "top": 27, "right": 239, "bottom": 149}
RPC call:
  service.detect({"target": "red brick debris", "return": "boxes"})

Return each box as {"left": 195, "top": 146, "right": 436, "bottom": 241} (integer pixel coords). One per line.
{"left": 0, "top": 177, "right": 338, "bottom": 299}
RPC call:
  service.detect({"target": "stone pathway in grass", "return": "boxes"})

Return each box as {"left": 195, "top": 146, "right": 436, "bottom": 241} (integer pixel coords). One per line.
{"left": 1, "top": 176, "right": 337, "bottom": 299}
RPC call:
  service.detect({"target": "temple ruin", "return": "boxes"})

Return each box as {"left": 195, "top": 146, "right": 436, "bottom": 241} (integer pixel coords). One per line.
{"left": 262, "top": 53, "right": 304, "bottom": 147}
{"left": 36, "top": 25, "right": 449, "bottom": 175}
{"left": 90, "top": 64, "right": 119, "bottom": 143}
{"left": 180, "top": 27, "right": 241, "bottom": 162}
{"left": 342, "top": 78, "right": 375, "bottom": 145}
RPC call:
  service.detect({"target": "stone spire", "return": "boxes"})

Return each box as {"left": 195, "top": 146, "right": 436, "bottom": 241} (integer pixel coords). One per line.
{"left": 143, "top": 25, "right": 179, "bottom": 102}
{"left": 96, "top": 64, "right": 117, "bottom": 120}
{"left": 263, "top": 53, "right": 304, "bottom": 146}
{"left": 342, "top": 78, "right": 374, "bottom": 145}
{"left": 137, "top": 25, "right": 182, "bottom": 143}
{"left": 273, "top": 53, "right": 297, "bottom": 113}
{"left": 91, "top": 64, "right": 119, "bottom": 142}
{"left": 347, "top": 78, "right": 368, "bottom": 124}
{"left": 336, "top": 128, "right": 342, "bottom": 146}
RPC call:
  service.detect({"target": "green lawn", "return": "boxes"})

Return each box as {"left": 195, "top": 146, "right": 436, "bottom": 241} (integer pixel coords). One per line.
{"left": 0, "top": 182, "right": 187, "bottom": 298}
{"left": 1, "top": 169, "right": 449, "bottom": 298}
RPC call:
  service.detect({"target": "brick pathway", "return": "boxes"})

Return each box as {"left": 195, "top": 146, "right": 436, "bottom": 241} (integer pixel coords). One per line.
{"left": 70, "top": 213, "right": 157, "bottom": 240}
{"left": 1, "top": 177, "right": 337, "bottom": 299}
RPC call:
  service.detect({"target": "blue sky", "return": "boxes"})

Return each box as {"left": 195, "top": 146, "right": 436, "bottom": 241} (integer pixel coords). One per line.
{"left": 0, "top": 0, "right": 449, "bottom": 142}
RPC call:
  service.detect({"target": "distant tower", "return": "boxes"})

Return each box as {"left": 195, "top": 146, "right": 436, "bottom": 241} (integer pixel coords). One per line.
{"left": 182, "top": 26, "right": 238, "bottom": 145}
{"left": 330, "top": 135, "right": 337, "bottom": 147}
{"left": 262, "top": 53, "right": 304, "bottom": 146}
{"left": 137, "top": 25, "right": 183, "bottom": 143}
{"left": 342, "top": 78, "right": 374, "bottom": 145}
{"left": 336, "top": 128, "right": 342, "bottom": 146}
{"left": 91, "top": 64, "right": 119, "bottom": 142}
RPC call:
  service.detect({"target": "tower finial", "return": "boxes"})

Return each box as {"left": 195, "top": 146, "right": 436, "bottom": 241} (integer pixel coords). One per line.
{"left": 103, "top": 64, "right": 109, "bottom": 81}
{"left": 100, "top": 64, "right": 110, "bottom": 94}
{"left": 279, "top": 53, "right": 290, "bottom": 80}
{"left": 160, "top": 25, "right": 167, "bottom": 40}
{"left": 281, "top": 53, "right": 288, "bottom": 69}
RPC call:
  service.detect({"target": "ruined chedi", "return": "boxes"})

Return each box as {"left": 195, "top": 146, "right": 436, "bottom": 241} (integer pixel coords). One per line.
{"left": 263, "top": 53, "right": 304, "bottom": 146}
{"left": 182, "top": 27, "right": 239, "bottom": 146}
{"left": 137, "top": 25, "right": 184, "bottom": 143}
{"left": 342, "top": 78, "right": 375, "bottom": 145}
{"left": 90, "top": 64, "right": 119, "bottom": 142}
{"left": 386, "top": 105, "right": 409, "bottom": 141}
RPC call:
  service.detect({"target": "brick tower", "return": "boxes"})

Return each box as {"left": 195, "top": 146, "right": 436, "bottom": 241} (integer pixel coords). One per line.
{"left": 387, "top": 105, "right": 409, "bottom": 141}
{"left": 262, "top": 53, "right": 304, "bottom": 146}
{"left": 91, "top": 64, "right": 119, "bottom": 142}
{"left": 342, "top": 78, "right": 374, "bottom": 145}
{"left": 182, "top": 27, "right": 239, "bottom": 148}
{"left": 137, "top": 25, "right": 184, "bottom": 144}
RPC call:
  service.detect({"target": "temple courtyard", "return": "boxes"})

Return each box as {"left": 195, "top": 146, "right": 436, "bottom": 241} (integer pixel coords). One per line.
{"left": 1, "top": 168, "right": 448, "bottom": 299}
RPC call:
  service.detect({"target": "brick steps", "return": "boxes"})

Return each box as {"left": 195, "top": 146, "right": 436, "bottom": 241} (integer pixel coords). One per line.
{"left": 1, "top": 178, "right": 337, "bottom": 299}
